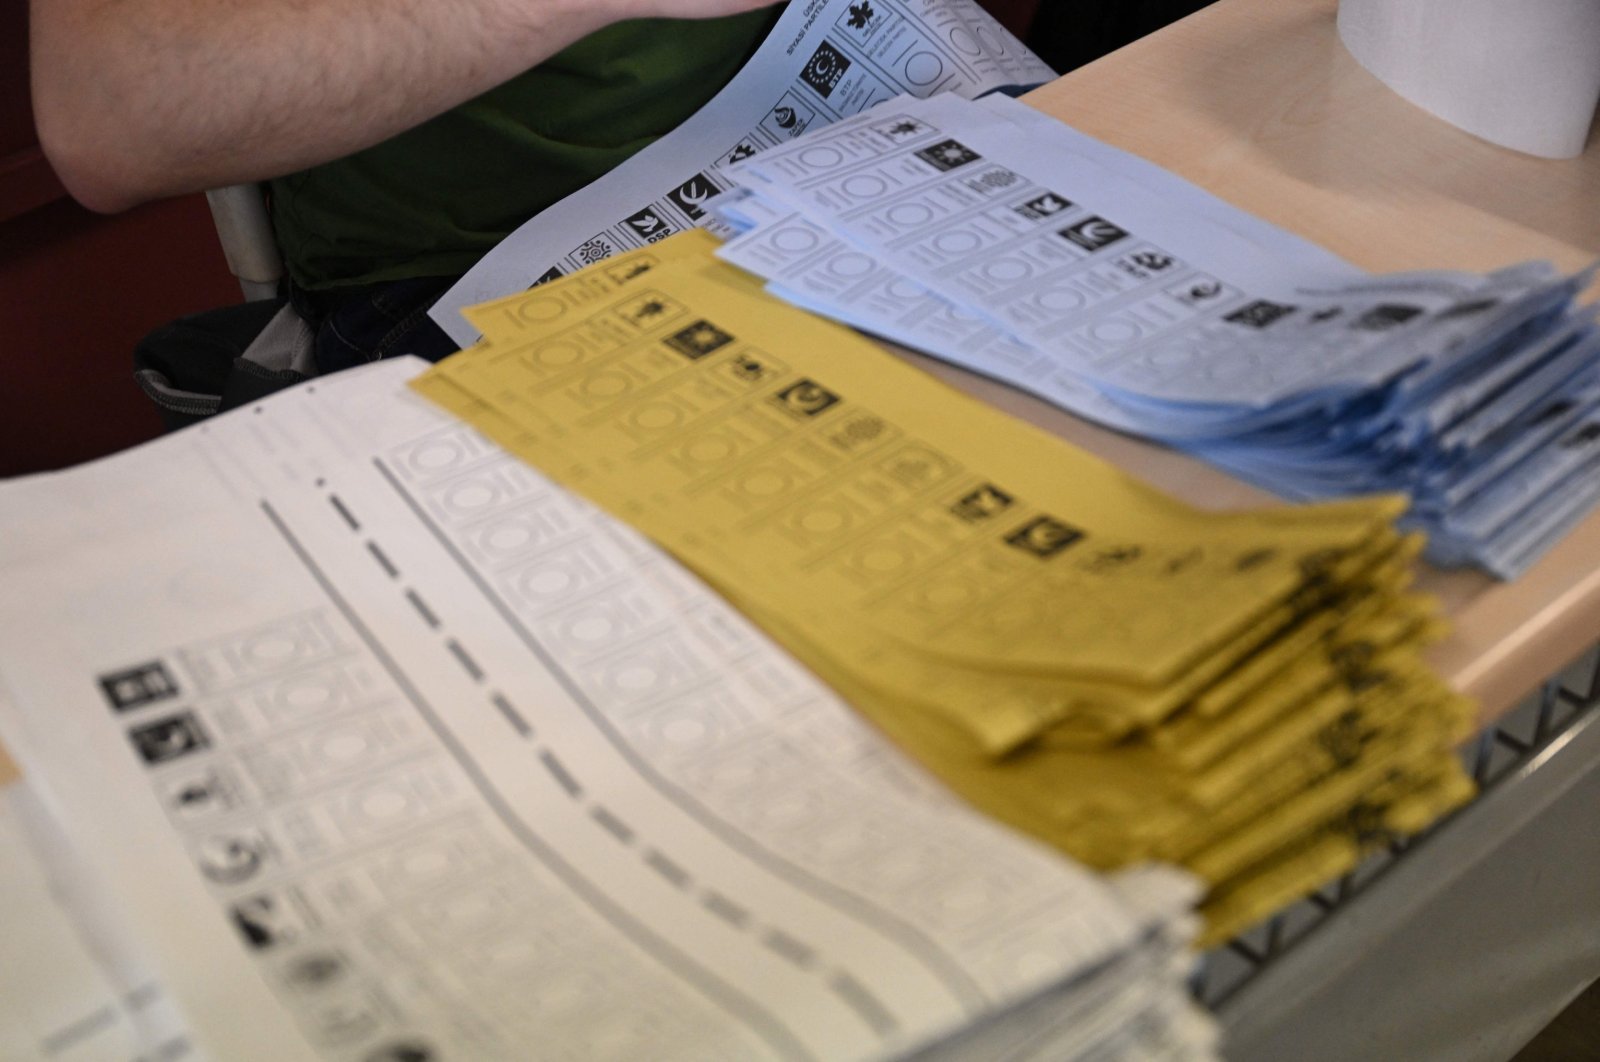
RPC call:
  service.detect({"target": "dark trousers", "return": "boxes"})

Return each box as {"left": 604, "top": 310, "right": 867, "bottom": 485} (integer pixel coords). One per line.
{"left": 133, "top": 275, "right": 461, "bottom": 431}
{"left": 289, "top": 275, "right": 461, "bottom": 373}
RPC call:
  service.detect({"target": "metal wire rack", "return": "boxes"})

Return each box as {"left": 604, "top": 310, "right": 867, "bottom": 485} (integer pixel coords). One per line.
{"left": 1194, "top": 644, "right": 1600, "bottom": 1010}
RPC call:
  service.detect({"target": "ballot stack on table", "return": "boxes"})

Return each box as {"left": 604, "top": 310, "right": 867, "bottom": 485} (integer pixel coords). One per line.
{"left": 706, "top": 92, "right": 1600, "bottom": 579}
{"left": 0, "top": 354, "right": 1219, "bottom": 1059}
{"left": 422, "top": 230, "right": 1478, "bottom": 945}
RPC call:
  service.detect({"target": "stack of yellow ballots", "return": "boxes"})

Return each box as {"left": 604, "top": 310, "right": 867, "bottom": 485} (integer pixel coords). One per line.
{"left": 416, "top": 231, "right": 1477, "bottom": 943}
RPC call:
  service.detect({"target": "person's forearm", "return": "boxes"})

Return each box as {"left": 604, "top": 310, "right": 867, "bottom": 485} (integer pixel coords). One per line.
{"left": 31, "top": 0, "right": 776, "bottom": 212}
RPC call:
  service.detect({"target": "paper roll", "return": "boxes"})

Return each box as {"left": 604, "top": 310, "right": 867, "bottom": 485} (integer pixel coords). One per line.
{"left": 1338, "top": 0, "right": 1600, "bottom": 159}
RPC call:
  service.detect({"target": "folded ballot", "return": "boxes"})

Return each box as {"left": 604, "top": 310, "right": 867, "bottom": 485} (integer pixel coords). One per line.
{"left": 709, "top": 91, "right": 1600, "bottom": 579}
{"left": 0, "top": 359, "right": 1215, "bottom": 1061}
{"left": 420, "top": 233, "right": 1477, "bottom": 944}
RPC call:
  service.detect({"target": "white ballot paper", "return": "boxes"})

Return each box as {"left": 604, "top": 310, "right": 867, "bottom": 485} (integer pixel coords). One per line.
{"left": 0, "top": 779, "right": 194, "bottom": 1062}
{"left": 429, "top": 0, "right": 1056, "bottom": 346}
{"left": 0, "top": 360, "right": 1212, "bottom": 1061}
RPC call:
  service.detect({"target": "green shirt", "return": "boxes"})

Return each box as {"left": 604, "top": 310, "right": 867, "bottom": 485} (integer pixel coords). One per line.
{"left": 269, "top": 13, "right": 774, "bottom": 291}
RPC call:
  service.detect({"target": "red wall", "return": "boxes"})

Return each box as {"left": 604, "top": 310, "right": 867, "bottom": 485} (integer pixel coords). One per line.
{"left": 1, "top": 0, "right": 242, "bottom": 478}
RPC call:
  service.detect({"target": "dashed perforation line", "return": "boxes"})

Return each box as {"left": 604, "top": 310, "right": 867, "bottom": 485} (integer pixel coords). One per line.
{"left": 490, "top": 692, "right": 533, "bottom": 736}
{"left": 325, "top": 479, "right": 905, "bottom": 1047}
{"left": 405, "top": 589, "right": 440, "bottom": 630}
{"left": 592, "top": 806, "right": 636, "bottom": 845}
{"left": 830, "top": 973, "right": 899, "bottom": 1037}
{"left": 704, "top": 891, "right": 752, "bottom": 930}
{"left": 124, "top": 981, "right": 163, "bottom": 1011}
{"left": 446, "top": 639, "right": 484, "bottom": 683}
{"left": 646, "top": 849, "right": 692, "bottom": 889}
{"left": 366, "top": 541, "right": 399, "bottom": 579}
{"left": 275, "top": 495, "right": 813, "bottom": 1062}
{"left": 540, "top": 749, "right": 584, "bottom": 798}
{"left": 328, "top": 494, "right": 360, "bottom": 531}
{"left": 764, "top": 930, "right": 818, "bottom": 970}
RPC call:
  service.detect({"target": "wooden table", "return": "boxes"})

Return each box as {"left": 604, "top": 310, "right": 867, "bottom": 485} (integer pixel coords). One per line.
{"left": 888, "top": 0, "right": 1600, "bottom": 728}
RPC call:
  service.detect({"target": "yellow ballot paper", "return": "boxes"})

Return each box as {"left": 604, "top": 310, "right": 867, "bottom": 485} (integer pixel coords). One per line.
{"left": 419, "top": 232, "right": 1478, "bottom": 944}
{"left": 464, "top": 231, "right": 723, "bottom": 344}
{"left": 430, "top": 244, "right": 1401, "bottom": 732}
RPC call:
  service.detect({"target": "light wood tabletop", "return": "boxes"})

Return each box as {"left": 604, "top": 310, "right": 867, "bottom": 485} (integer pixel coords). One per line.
{"left": 896, "top": 0, "right": 1600, "bottom": 727}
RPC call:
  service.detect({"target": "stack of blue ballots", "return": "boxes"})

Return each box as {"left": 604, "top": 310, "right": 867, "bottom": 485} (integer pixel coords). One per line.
{"left": 702, "top": 90, "right": 1600, "bottom": 579}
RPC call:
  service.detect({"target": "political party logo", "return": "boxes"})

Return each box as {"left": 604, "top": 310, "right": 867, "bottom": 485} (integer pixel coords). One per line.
{"left": 873, "top": 116, "right": 930, "bottom": 142}
{"left": 1004, "top": 516, "right": 1085, "bottom": 559}
{"left": 1225, "top": 299, "right": 1297, "bottom": 329}
{"left": 800, "top": 42, "right": 852, "bottom": 99}
{"left": 1167, "top": 275, "right": 1230, "bottom": 308}
{"left": 283, "top": 950, "right": 351, "bottom": 992}
{"left": 824, "top": 412, "right": 890, "bottom": 453}
{"left": 844, "top": 1, "right": 882, "bottom": 34}
{"left": 762, "top": 92, "right": 818, "bottom": 140}
{"left": 667, "top": 172, "right": 721, "bottom": 221}
{"left": 722, "top": 138, "right": 761, "bottom": 167}
{"left": 663, "top": 320, "right": 734, "bottom": 360}
{"left": 162, "top": 768, "right": 238, "bottom": 820}
{"left": 196, "top": 831, "right": 270, "bottom": 884}
{"left": 1015, "top": 192, "right": 1072, "bottom": 220}
{"left": 604, "top": 258, "right": 655, "bottom": 285}
{"left": 1352, "top": 303, "right": 1424, "bottom": 331}
{"left": 725, "top": 352, "right": 777, "bottom": 384}
{"left": 914, "top": 139, "right": 982, "bottom": 171}
{"left": 1059, "top": 216, "right": 1130, "bottom": 253}
{"left": 951, "top": 484, "right": 1015, "bottom": 522}
{"left": 573, "top": 233, "right": 619, "bottom": 266}
{"left": 1130, "top": 250, "right": 1174, "bottom": 271}
{"left": 771, "top": 379, "right": 842, "bottom": 418}
{"left": 624, "top": 206, "right": 674, "bottom": 244}
{"left": 962, "top": 167, "right": 1021, "bottom": 195}
{"left": 100, "top": 661, "right": 179, "bottom": 712}
{"left": 230, "top": 892, "right": 303, "bottom": 950}
{"left": 1118, "top": 250, "right": 1176, "bottom": 278}
{"left": 619, "top": 294, "right": 679, "bottom": 326}
{"left": 129, "top": 712, "right": 210, "bottom": 766}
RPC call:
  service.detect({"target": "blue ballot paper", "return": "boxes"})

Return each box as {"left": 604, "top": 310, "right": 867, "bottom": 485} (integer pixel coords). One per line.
{"left": 707, "top": 91, "right": 1600, "bottom": 579}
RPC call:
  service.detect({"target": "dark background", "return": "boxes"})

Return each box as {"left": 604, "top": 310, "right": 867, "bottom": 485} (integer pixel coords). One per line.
{"left": 1027, "top": 0, "right": 1216, "bottom": 74}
